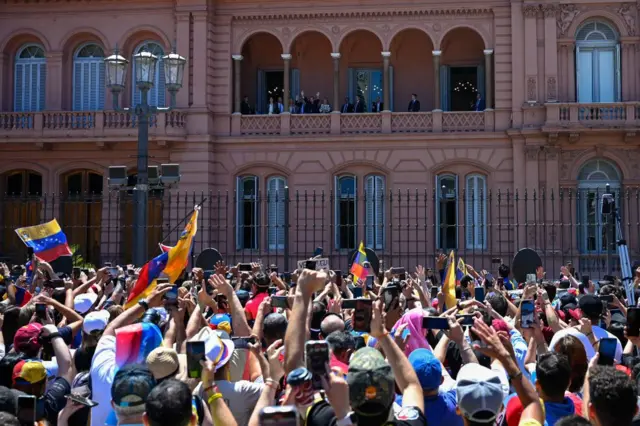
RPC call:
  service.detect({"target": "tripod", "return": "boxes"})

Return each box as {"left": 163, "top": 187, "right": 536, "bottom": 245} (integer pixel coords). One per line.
{"left": 602, "top": 185, "right": 634, "bottom": 305}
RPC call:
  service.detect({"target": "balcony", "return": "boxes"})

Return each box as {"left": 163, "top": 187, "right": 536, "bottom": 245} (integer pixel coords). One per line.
{"left": 231, "top": 110, "right": 495, "bottom": 137}
{"left": 0, "top": 110, "right": 188, "bottom": 141}
{"left": 544, "top": 102, "right": 640, "bottom": 131}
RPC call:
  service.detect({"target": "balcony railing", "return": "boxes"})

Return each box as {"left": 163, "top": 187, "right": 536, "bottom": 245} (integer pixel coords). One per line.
{"left": 0, "top": 110, "right": 188, "bottom": 139}
{"left": 232, "top": 110, "right": 495, "bottom": 136}
{"left": 545, "top": 102, "right": 640, "bottom": 129}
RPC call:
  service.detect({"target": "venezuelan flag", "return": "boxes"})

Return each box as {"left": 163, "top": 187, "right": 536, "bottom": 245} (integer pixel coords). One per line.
{"left": 158, "top": 243, "right": 172, "bottom": 253}
{"left": 124, "top": 251, "right": 168, "bottom": 309}
{"left": 456, "top": 257, "right": 467, "bottom": 285}
{"left": 163, "top": 208, "right": 199, "bottom": 282}
{"left": 350, "top": 241, "right": 368, "bottom": 284}
{"left": 5, "top": 284, "right": 32, "bottom": 307}
{"left": 442, "top": 251, "right": 457, "bottom": 310}
{"left": 15, "top": 219, "right": 72, "bottom": 263}
{"left": 115, "top": 322, "right": 163, "bottom": 367}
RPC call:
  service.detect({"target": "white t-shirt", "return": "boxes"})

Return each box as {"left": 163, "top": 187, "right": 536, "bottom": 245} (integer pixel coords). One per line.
{"left": 196, "top": 380, "right": 263, "bottom": 426}
{"left": 89, "top": 335, "right": 117, "bottom": 426}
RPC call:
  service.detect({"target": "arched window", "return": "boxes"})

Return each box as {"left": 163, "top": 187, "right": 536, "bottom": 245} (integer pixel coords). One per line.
{"left": 365, "top": 175, "right": 385, "bottom": 250}
{"left": 63, "top": 170, "right": 103, "bottom": 264}
{"left": 267, "top": 176, "right": 286, "bottom": 250}
{"left": 436, "top": 174, "right": 458, "bottom": 250}
{"left": 465, "top": 174, "right": 487, "bottom": 250}
{"left": 73, "top": 43, "right": 105, "bottom": 111}
{"left": 577, "top": 159, "right": 621, "bottom": 253}
{"left": 14, "top": 44, "right": 46, "bottom": 112}
{"left": 236, "top": 176, "right": 259, "bottom": 250}
{"left": 576, "top": 21, "right": 620, "bottom": 103}
{"left": 335, "top": 175, "right": 357, "bottom": 250}
{"left": 132, "top": 42, "right": 165, "bottom": 107}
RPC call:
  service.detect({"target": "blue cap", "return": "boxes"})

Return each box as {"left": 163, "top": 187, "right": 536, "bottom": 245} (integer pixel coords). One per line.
{"left": 236, "top": 290, "right": 250, "bottom": 300}
{"left": 408, "top": 348, "right": 442, "bottom": 390}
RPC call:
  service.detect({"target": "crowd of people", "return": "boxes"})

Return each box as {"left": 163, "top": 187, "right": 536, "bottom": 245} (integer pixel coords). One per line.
{"left": 0, "top": 253, "right": 639, "bottom": 426}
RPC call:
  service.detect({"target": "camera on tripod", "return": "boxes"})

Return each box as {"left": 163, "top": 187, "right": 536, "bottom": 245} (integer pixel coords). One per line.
{"left": 601, "top": 184, "right": 615, "bottom": 215}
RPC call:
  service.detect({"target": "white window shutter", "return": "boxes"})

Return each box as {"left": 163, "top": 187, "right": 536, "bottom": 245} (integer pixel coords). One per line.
{"left": 268, "top": 177, "right": 286, "bottom": 250}
{"left": 466, "top": 176, "right": 476, "bottom": 248}
{"left": 365, "top": 176, "right": 374, "bottom": 248}
{"left": 236, "top": 176, "right": 244, "bottom": 250}
{"left": 375, "top": 176, "right": 385, "bottom": 249}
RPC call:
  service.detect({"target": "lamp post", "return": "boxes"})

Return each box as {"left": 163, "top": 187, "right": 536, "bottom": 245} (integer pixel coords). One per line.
{"left": 104, "top": 45, "right": 186, "bottom": 266}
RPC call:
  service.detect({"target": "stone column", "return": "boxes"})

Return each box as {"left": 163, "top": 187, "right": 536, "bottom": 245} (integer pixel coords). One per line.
{"left": 512, "top": 138, "right": 526, "bottom": 252}
{"left": 433, "top": 50, "right": 441, "bottom": 110}
{"left": 0, "top": 54, "right": 5, "bottom": 110}
{"left": 543, "top": 5, "right": 558, "bottom": 102}
{"left": 524, "top": 145, "right": 540, "bottom": 247}
{"left": 191, "top": 11, "right": 208, "bottom": 107}
{"left": 483, "top": 49, "right": 493, "bottom": 108}
{"left": 566, "top": 42, "right": 576, "bottom": 102}
{"left": 381, "top": 51, "right": 391, "bottom": 111}
{"left": 331, "top": 53, "right": 341, "bottom": 111}
{"left": 232, "top": 55, "right": 243, "bottom": 113}
{"left": 545, "top": 146, "right": 560, "bottom": 250}
{"left": 523, "top": 4, "right": 539, "bottom": 102}
{"left": 281, "top": 53, "right": 291, "bottom": 111}
{"left": 622, "top": 42, "right": 637, "bottom": 101}
{"left": 175, "top": 11, "right": 191, "bottom": 107}
{"left": 46, "top": 51, "right": 63, "bottom": 110}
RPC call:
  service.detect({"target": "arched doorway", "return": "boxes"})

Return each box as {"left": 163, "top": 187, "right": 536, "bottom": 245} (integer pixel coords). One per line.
{"left": 120, "top": 174, "right": 164, "bottom": 264}
{"left": 240, "top": 33, "right": 284, "bottom": 114}
{"left": 339, "top": 30, "right": 384, "bottom": 111}
{"left": 575, "top": 21, "right": 620, "bottom": 103}
{"left": 390, "top": 29, "right": 435, "bottom": 111}
{"left": 62, "top": 170, "right": 103, "bottom": 264}
{"left": 1, "top": 170, "right": 42, "bottom": 263}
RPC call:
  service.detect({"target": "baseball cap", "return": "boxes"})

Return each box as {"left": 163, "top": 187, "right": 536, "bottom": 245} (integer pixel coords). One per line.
{"left": 347, "top": 347, "right": 395, "bottom": 416}
{"left": 579, "top": 294, "right": 603, "bottom": 318}
{"left": 190, "top": 327, "right": 234, "bottom": 371}
{"left": 12, "top": 360, "right": 46, "bottom": 385}
{"left": 209, "top": 314, "right": 232, "bottom": 334}
{"left": 111, "top": 364, "right": 156, "bottom": 411}
{"left": 74, "top": 292, "right": 98, "bottom": 314}
{"left": 146, "top": 347, "right": 186, "bottom": 382}
{"left": 456, "top": 363, "right": 504, "bottom": 422}
{"left": 13, "top": 323, "right": 43, "bottom": 355}
{"left": 408, "top": 349, "right": 442, "bottom": 391}
{"left": 83, "top": 310, "right": 110, "bottom": 334}
{"left": 559, "top": 292, "right": 577, "bottom": 309}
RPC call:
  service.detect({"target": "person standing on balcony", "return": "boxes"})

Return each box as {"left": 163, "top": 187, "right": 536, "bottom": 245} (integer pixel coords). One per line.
{"left": 408, "top": 93, "right": 421, "bottom": 112}
{"left": 474, "top": 92, "right": 486, "bottom": 111}
{"left": 341, "top": 97, "right": 353, "bottom": 113}
{"left": 319, "top": 98, "right": 332, "bottom": 113}
{"left": 241, "top": 96, "right": 253, "bottom": 114}
{"left": 277, "top": 97, "right": 285, "bottom": 113}
{"left": 353, "top": 95, "right": 365, "bottom": 113}
{"left": 267, "top": 97, "right": 280, "bottom": 115}
{"left": 289, "top": 97, "right": 297, "bottom": 113}
{"left": 372, "top": 96, "right": 384, "bottom": 113}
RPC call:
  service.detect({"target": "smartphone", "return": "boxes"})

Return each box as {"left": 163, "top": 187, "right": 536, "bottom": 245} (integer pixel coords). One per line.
{"left": 526, "top": 273, "right": 536, "bottom": 284}
{"left": 598, "top": 337, "right": 617, "bottom": 366}
{"left": 238, "top": 263, "right": 253, "bottom": 272}
{"left": 72, "top": 267, "right": 81, "bottom": 280}
{"left": 65, "top": 394, "right": 99, "bottom": 408}
{"left": 430, "top": 286, "right": 439, "bottom": 299}
{"left": 271, "top": 295, "right": 289, "bottom": 309}
{"left": 475, "top": 287, "right": 485, "bottom": 303}
{"left": 186, "top": 341, "right": 205, "bottom": 379}
{"left": 304, "top": 260, "right": 317, "bottom": 270}
{"left": 423, "top": 316, "right": 450, "bottom": 330}
{"left": 390, "top": 267, "right": 405, "bottom": 275}
{"left": 365, "top": 275, "right": 374, "bottom": 289}
{"left": 35, "top": 303, "right": 47, "bottom": 320}
{"left": 581, "top": 275, "right": 590, "bottom": 287}
{"left": 628, "top": 308, "right": 640, "bottom": 337}
{"left": 231, "top": 336, "right": 257, "bottom": 350}
{"left": 313, "top": 247, "right": 323, "bottom": 257}
{"left": 456, "top": 314, "right": 475, "bottom": 326}
{"left": 351, "top": 286, "right": 362, "bottom": 298}
{"left": 520, "top": 300, "right": 535, "bottom": 328}
{"left": 103, "top": 262, "right": 112, "bottom": 267}
{"left": 599, "top": 294, "right": 614, "bottom": 304}
{"left": 305, "top": 341, "right": 329, "bottom": 390}
{"left": 127, "top": 268, "right": 136, "bottom": 276}
{"left": 164, "top": 285, "right": 179, "bottom": 304}
{"left": 259, "top": 406, "right": 299, "bottom": 426}
{"left": 17, "top": 395, "right": 36, "bottom": 425}
{"left": 271, "top": 266, "right": 279, "bottom": 274}
{"left": 108, "top": 267, "right": 119, "bottom": 278}
{"left": 491, "top": 258, "right": 502, "bottom": 264}
{"left": 353, "top": 299, "right": 373, "bottom": 332}
{"left": 157, "top": 277, "right": 170, "bottom": 285}
{"left": 334, "top": 270, "right": 342, "bottom": 287}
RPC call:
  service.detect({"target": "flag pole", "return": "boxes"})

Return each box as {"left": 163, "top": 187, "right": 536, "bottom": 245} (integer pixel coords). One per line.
{"left": 159, "top": 197, "right": 207, "bottom": 244}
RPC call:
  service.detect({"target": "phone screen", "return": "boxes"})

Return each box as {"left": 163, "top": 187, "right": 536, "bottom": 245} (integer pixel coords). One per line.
{"left": 475, "top": 287, "right": 485, "bottom": 303}
{"left": 598, "top": 338, "right": 617, "bottom": 366}
{"left": 430, "top": 287, "right": 439, "bottom": 299}
{"left": 231, "top": 337, "right": 256, "bottom": 350}
{"left": 259, "top": 406, "right": 299, "bottom": 426}
{"left": 366, "top": 275, "right": 374, "bottom": 289}
{"left": 35, "top": 303, "right": 47, "bottom": 319}
{"left": 352, "top": 287, "right": 363, "bottom": 298}
{"left": 271, "top": 296, "right": 289, "bottom": 309}
{"left": 422, "top": 316, "right": 450, "bottom": 330}
{"left": 456, "top": 315, "right": 475, "bottom": 326}
{"left": 628, "top": 308, "right": 640, "bottom": 337}
{"left": 239, "top": 263, "right": 253, "bottom": 272}
{"left": 66, "top": 394, "right": 99, "bottom": 407}
{"left": 353, "top": 299, "right": 372, "bottom": 332}
{"left": 186, "top": 341, "right": 205, "bottom": 379}
{"left": 164, "top": 285, "right": 179, "bottom": 304}
{"left": 305, "top": 341, "right": 329, "bottom": 389}
{"left": 17, "top": 395, "right": 36, "bottom": 425}
{"left": 520, "top": 300, "right": 535, "bottom": 328}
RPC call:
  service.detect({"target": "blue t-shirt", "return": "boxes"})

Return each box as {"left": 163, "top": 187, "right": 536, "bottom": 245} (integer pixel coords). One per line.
{"left": 396, "top": 388, "right": 463, "bottom": 426}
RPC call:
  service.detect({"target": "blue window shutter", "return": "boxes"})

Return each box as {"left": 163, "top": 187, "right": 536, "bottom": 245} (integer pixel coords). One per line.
{"left": 14, "top": 63, "right": 24, "bottom": 111}
{"left": 89, "top": 61, "right": 98, "bottom": 110}
{"left": 38, "top": 63, "right": 46, "bottom": 111}
{"left": 98, "top": 61, "right": 106, "bottom": 109}
{"left": 132, "top": 58, "right": 141, "bottom": 106}
{"left": 73, "top": 62, "right": 82, "bottom": 110}
{"left": 375, "top": 176, "right": 385, "bottom": 249}
{"left": 236, "top": 177, "right": 244, "bottom": 250}
{"left": 30, "top": 64, "right": 38, "bottom": 111}
{"left": 157, "top": 57, "right": 166, "bottom": 107}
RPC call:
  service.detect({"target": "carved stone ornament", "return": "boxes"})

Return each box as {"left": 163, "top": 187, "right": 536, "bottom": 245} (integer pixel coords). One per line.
{"left": 331, "top": 25, "right": 340, "bottom": 34}
{"left": 559, "top": 149, "right": 585, "bottom": 179}
{"left": 523, "top": 4, "right": 540, "bottom": 18}
{"left": 282, "top": 27, "right": 291, "bottom": 37}
{"left": 433, "top": 22, "right": 442, "bottom": 32}
{"left": 527, "top": 77, "right": 537, "bottom": 101}
{"left": 542, "top": 4, "right": 558, "bottom": 18}
{"left": 618, "top": 3, "right": 636, "bottom": 36}
{"left": 381, "top": 24, "right": 391, "bottom": 33}
{"left": 545, "top": 147, "right": 559, "bottom": 160}
{"left": 557, "top": 4, "right": 581, "bottom": 36}
{"left": 526, "top": 146, "right": 540, "bottom": 161}
{"left": 547, "top": 77, "right": 557, "bottom": 101}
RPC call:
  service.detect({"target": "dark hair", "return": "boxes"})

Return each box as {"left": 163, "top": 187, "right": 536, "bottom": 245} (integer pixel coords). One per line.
{"left": 0, "top": 353, "right": 26, "bottom": 388}
{"left": 555, "top": 414, "right": 592, "bottom": 426}
{"left": 263, "top": 313, "right": 287, "bottom": 343}
{"left": 608, "top": 322, "right": 627, "bottom": 348}
{"left": 588, "top": 366, "right": 638, "bottom": 426}
{"left": 543, "top": 283, "right": 556, "bottom": 302}
{"left": 0, "top": 412, "right": 19, "bottom": 426}
{"left": 559, "top": 280, "right": 571, "bottom": 289}
{"left": 145, "top": 379, "right": 193, "bottom": 426}
{"left": 310, "top": 302, "right": 326, "bottom": 330}
{"left": 460, "top": 275, "right": 473, "bottom": 288}
{"left": 485, "top": 292, "right": 508, "bottom": 316}
{"left": 254, "top": 273, "right": 270, "bottom": 291}
{"left": 326, "top": 331, "right": 355, "bottom": 357}
{"left": 536, "top": 353, "right": 571, "bottom": 400}
{"left": 498, "top": 264, "right": 510, "bottom": 279}
{"left": 74, "top": 345, "right": 97, "bottom": 372}
{"left": 0, "top": 386, "right": 17, "bottom": 415}
{"left": 553, "top": 335, "right": 588, "bottom": 393}
{"left": 2, "top": 308, "right": 21, "bottom": 350}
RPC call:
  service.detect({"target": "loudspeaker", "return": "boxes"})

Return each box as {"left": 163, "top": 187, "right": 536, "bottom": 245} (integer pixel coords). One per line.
{"left": 195, "top": 248, "right": 223, "bottom": 270}
{"left": 108, "top": 166, "right": 128, "bottom": 187}
{"left": 148, "top": 166, "right": 160, "bottom": 185}
{"left": 511, "top": 248, "right": 542, "bottom": 285}
{"left": 160, "top": 164, "right": 181, "bottom": 184}
{"left": 348, "top": 247, "right": 380, "bottom": 276}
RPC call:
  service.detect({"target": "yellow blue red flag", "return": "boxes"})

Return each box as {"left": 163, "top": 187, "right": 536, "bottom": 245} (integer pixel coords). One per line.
{"left": 443, "top": 251, "right": 457, "bottom": 310}
{"left": 15, "top": 219, "right": 72, "bottom": 262}
{"left": 350, "top": 241, "right": 368, "bottom": 284}
{"left": 163, "top": 207, "right": 199, "bottom": 283}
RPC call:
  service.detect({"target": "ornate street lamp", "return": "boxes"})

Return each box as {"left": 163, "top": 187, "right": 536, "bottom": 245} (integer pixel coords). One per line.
{"left": 104, "top": 44, "right": 186, "bottom": 266}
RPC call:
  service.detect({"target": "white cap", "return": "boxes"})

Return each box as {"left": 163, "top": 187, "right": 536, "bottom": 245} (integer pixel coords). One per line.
{"left": 74, "top": 292, "right": 98, "bottom": 314}
{"left": 456, "top": 363, "right": 504, "bottom": 422}
{"left": 82, "top": 310, "right": 110, "bottom": 334}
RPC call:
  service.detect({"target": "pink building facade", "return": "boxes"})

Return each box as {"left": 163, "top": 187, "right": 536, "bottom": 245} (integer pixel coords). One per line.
{"left": 1, "top": 0, "right": 639, "bottom": 275}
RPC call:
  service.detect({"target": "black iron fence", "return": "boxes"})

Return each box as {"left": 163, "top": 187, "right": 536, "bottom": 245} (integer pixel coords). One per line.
{"left": 1, "top": 187, "right": 638, "bottom": 279}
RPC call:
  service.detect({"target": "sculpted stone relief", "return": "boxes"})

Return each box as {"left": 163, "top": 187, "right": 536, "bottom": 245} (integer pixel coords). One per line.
{"left": 556, "top": 3, "right": 637, "bottom": 37}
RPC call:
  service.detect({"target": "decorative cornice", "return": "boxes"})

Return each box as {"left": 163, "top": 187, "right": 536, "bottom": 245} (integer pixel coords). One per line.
{"left": 523, "top": 4, "right": 539, "bottom": 18}
{"left": 541, "top": 4, "right": 558, "bottom": 18}
{"left": 230, "top": 7, "right": 493, "bottom": 22}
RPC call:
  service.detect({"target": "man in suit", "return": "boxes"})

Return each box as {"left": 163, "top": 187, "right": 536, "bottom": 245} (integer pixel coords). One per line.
{"left": 372, "top": 96, "right": 384, "bottom": 112}
{"left": 353, "top": 96, "right": 365, "bottom": 113}
{"left": 474, "top": 92, "right": 486, "bottom": 111}
{"left": 408, "top": 93, "right": 420, "bottom": 112}
{"left": 341, "top": 97, "right": 353, "bottom": 113}
{"left": 277, "top": 96, "right": 285, "bottom": 114}
{"left": 240, "top": 95, "right": 253, "bottom": 114}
